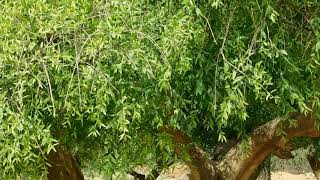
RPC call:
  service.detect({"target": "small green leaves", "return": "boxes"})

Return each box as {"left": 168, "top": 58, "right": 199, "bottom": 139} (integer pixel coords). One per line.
{"left": 195, "top": 80, "right": 204, "bottom": 95}
{"left": 218, "top": 131, "right": 227, "bottom": 142}
{"left": 280, "top": 49, "right": 288, "bottom": 56}
{"left": 210, "top": 0, "right": 223, "bottom": 8}
{"left": 288, "top": 119, "right": 298, "bottom": 128}
{"left": 315, "top": 41, "right": 320, "bottom": 51}
{"left": 0, "top": 0, "right": 319, "bottom": 177}
{"left": 195, "top": 8, "right": 203, "bottom": 17}
{"left": 266, "top": 5, "right": 279, "bottom": 23}
{"left": 232, "top": 76, "right": 244, "bottom": 84}
{"left": 239, "top": 137, "right": 252, "bottom": 158}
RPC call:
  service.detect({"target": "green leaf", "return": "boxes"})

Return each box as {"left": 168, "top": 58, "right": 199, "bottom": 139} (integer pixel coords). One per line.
{"left": 316, "top": 41, "right": 320, "bottom": 51}
{"left": 233, "top": 76, "right": 243, "bottom": 84}
{"left": 196, "top": 80, "right": 204, "bottom": 95}
{"left": 280, "top": 49, "right": 288, "bottom": 56}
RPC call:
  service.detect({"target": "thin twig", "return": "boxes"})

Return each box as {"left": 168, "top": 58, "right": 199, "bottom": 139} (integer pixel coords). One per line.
{"left": 75, "top": 41, "right": 82, "bottom": 109}
{"left": 82, "top": 61, "right": 119, "bottom": 93}
{"left": 213, "top": 10, "right": 234, "bottom": 118}
{"left": 272, "top": 44, "right": 301, "bottom": 71}
{"left": 255, "top": 0, "right": 263, "bottom": 14}
{"left": 222, "top": 56, "right": 275, "bottom": 99}
{"left": 213, "top": 7, "right": 277, "bottom": 117}
{"left": 64, "top": 31, "right": 97, "bottom": 105}
{"left": 42, "top": 62, "right": 56, "bottom": 117}
{"left": 128, "top": 30, "right": 169, "bottom": 64}
{"left": 245, "top": 26, "right": 261, "bottom": 58}
{"left": 201, "top": 14, "right": 218, "bottom": 45}
{"left": 42, "top": 32, "right": 57, "bottom": 117}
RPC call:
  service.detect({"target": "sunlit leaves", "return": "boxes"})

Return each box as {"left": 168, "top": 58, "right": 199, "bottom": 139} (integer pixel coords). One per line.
{"left": 1, "top": 0, "right": 320, "bottom": 178}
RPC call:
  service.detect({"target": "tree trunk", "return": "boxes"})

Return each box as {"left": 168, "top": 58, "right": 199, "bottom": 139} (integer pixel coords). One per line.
{"left": 46, "top": 145, "right": 84, "bottom": 180}
{"left": 308, "top": 154, "right": 320, "bottom": 179}
{"left": 165, "top": 128, "right": 219, "bottom": 180}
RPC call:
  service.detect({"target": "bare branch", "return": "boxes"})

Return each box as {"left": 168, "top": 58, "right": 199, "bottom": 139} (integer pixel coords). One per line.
{"left": 42, "top": 62, "right": 56, "bottom": 117}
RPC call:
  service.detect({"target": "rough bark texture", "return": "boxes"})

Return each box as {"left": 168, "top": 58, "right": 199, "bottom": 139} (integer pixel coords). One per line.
{"left": 249, "top": 157, "right": 271, "bottom": 180}
{"left": 187, "top": 145, "right": 219, "bottom": 180}
{"left": 47, "top": 145, "right": 84, "bottom": 180}
{"left": 168, "top": 112, "right": 320, "bottom": 180}
{"left": 165, "top": 128, "right": 219, "bottom": 180}
{"left": 308, "top": 154, "right": 320, "bottom": 179}
{"left": 217, "top": 112, "right": 320, "bottom": 180}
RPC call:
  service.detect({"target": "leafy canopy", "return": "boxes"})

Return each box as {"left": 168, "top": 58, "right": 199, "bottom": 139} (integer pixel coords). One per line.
{"left": 0, "top": 0, "right": 320, "bottom": 177}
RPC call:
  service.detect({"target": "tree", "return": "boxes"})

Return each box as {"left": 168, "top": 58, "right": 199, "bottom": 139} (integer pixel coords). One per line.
{"left": 0, "top": 0, "right": 320, "bottom": 179}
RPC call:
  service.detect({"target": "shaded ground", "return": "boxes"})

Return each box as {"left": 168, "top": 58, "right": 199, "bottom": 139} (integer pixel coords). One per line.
{"left": 257, "top": 148, "right": 317, "bottom": 180}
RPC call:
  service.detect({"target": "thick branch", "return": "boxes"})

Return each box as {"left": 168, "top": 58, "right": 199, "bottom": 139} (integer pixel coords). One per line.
{"left": 217, "top": 112, "right": 320, "bottom": 180}
{"left": 164, "top": 128, "right": 219, "bottom": 179}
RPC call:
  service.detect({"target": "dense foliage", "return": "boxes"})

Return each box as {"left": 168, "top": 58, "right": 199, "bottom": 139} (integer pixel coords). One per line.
{"left": 0, "top": 0, "right": 320, "bottom": 178}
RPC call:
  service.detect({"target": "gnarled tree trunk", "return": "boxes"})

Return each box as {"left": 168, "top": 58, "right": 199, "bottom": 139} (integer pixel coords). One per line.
{"left": 165, "top": 128, "right": 219, "bottom": 180}
{"left": 46, "top": 145, "right": 84, "bottom": 180}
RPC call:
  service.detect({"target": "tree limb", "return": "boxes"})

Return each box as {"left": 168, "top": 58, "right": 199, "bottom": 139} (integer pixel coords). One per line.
{"left": 217, "top": 112, "right": 320, "bottom": 180}
{"left": 166, "top": 112, "right": 320, "bottom": 180}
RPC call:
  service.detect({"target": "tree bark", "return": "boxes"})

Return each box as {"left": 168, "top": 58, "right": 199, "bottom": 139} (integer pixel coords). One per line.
{"left": 47, "top": 145, "right": 84, "bottom": 180}
{"left": 217, "top": 112, "right": 320, "bottom": 180}
{"left": 249, "top": 156, "right": 271, "bottom": 180}
{"left": 308, "top": 154, "right": 320, "bottom": 179}
{"left": 165, "top": 128, "right": 219, "bottom": 179}
{"left": 167, "top": 112, "right": 320, "bottom": 180}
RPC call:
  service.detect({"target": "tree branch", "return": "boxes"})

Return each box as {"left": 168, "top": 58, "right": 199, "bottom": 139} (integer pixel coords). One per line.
{"left": 165, "top": 112, "right": 320, "bottom": 180}
{"left": 163, "top": 128, "right": 219, "bottom": 179}
{"left": 217, "top": 112, "right": 320, "bottom": 180}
